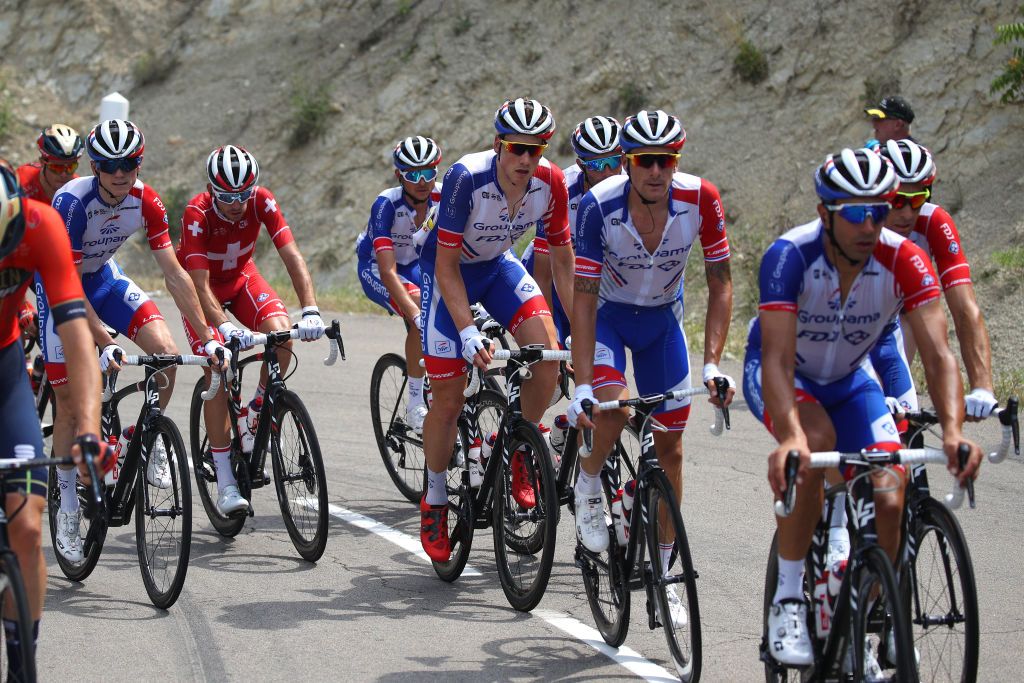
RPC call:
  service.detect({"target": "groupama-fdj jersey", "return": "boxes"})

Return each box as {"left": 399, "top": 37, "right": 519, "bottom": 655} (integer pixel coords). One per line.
{"left": 175, "top": 188, "right": 294, "bottom": 352}
{"left": 1, "top": 198, "right": 86, "bottom": 494}
{"left": 419, "top": 150, "right": 569, "bottom": 379}
{"left": 355, "top": 183, "right": 440, "bottom": 315}
{"left": 38, "top": 176, "right": 171, "bottom": 383}
{"left": 743, "top": 221, "right": 942, "bottom": 452}
{"left": 868, "top": 201, "right": 973, "bottom": 412}
{"left": 574, "top": 172, "right": 729, "bottom": 430}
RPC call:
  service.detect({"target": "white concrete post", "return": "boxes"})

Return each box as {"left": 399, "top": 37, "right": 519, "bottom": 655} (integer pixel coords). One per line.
{"left": 99, "top": 92, "right": 130, "bottom": 123}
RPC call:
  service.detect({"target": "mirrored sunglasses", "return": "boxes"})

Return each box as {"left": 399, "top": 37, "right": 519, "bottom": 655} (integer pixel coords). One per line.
{"left": 400, "top": 168, "right": 438, "bottom": 183}
{"left": 889, "top": 190, "right": 930, "bottom": 211}
{"left": 625, "top": 153, "right": 680, "bottom": 170}
{"left": 45, "top": 161, "right": 78, "bottom": 174}
{"left": 581, "top": 156, "right": 622, "bottom": 172}
{"left": 501, "top": 140, "right": 547, "bottom": 158}
{"left": 95, "top": 157, "right": 142, "bottom": 174}
{"left": 824, "top": 203, "right": 891, "bottom": 224}
{"left": 213, "top": 188, "right": 255, "bottom": 204}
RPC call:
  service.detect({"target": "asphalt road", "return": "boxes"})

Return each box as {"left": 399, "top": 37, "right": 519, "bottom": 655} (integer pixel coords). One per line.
{"left": 37, "top": 304, "right": 1024, "bottom": 681}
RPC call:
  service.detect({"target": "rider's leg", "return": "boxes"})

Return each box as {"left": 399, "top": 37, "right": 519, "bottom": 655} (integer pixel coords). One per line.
{"left": 5, "top": 494, "right": 46, "bottom": 620}
{"left": 421, "top": 375, "right": 466, "bottom": 504}
{"left": 510, "top": 314, "right": 559, "bottom": 425}
{"left": 130, "top": 318, "right": 179, "bottom": 409}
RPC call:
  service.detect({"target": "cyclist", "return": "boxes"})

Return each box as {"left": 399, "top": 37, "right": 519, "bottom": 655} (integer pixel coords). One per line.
{"left": 744, "top": 147, "right": 983, "bottom": 666}
{"left": 418, "top": 97, "right": 571, "bottom": 561}
{"left": 520, "top": 115, "right": 622, "bottom": 347}
{"left": 0, "top": 158, "right": 110, "bottom": 674}
{"left": 41, "top": 119, "right": 227, "bottom": 560}
{"left": 567, "top": 110, "right": 735, "bottom": 624}
{"left": 177, "top": 144, "right": 325, "bottom": 516}
{"left": 15, "top": 125, "right": 85, "bottom": 357}
{"left": 864, "top": 95, "right": 916, "bottom": 150}
{"left": 356, "top": 136, "right": 442, "bottom": 433}
{"left": 872, "top": 139, "right": 996, "bottom": 419}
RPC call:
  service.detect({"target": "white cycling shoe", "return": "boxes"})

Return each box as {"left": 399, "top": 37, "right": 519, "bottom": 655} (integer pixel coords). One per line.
{"left": 146, "top": 438, "right": 172, "bottom": 489}
{"left": 843, "top": 640, "right": 886, "bottom": 681}
{"left": 405, "top": 403, "right": 428, "bottom": 435}
{"left": 664, "top": 585, "right": 688, "bottom": 628}
{"left": 574, "top": 492, "right": 609, "bottom": 553}
{"left": 767, "top": 600, "right": 814, "bottom": 666}
{"left": 55, "top": 509, "right": 84, "bottom": 563}
{"left": 216, "top": 485, "right": 249, "bottom": 517}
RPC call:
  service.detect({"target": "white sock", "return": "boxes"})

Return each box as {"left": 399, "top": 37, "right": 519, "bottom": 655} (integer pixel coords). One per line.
{"left": 830, "top": 493, "right": 848, "bottom": 529}
{"left": 660, "top": 542, "right": 674, "bottom": 576}
{"left": 408, "top": 376, "right": 424, "bottom": 406}
{"left": 773, "top": 556, "right": 806, "bottom": 604}
{"left": 57, "top": 468, "right": 78, "bottom": 513}
{"left": 575, "top": 469, "right": 601, "bottom": 496}
{"left": 212, "top": 447, "right": 235, "bottom": 492}
{"left": 425, "top": 467, "right": 447, "bottom": 506}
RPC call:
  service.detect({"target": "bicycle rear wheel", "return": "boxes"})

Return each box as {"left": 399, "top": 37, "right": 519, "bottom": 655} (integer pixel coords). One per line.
{"left": 903, "top": 496, "right": 978, "bottom": 683}
{"left": 580, "top": 468, "right": 631, "bottom": 647}
{"left": 135, "top": 416, "right": 192, "bottom": 609}
{"left": 760, "top": 531, "right": 812, "bottom": 683}
{"left": 0, "top": 550, "right": 35, "bottom": 682}
{"left": 188, "top": 377, "right": 246, "bottom": 537}
{"left": 849, "top": 545, "right": 918, "bottom": 683}
{"left": 646, "top": 469, "right": 701, "bottom": 682}
{"left": 492, "top": 420, "right": 559, "bottom": 612}
{"left": 370, "top": 353, "right": 425, "bottom": 503}
{"left": 270, "top": 390, "right": 329, "bottom": 562}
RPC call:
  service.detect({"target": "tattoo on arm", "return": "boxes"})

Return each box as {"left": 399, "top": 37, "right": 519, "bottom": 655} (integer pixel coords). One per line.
{"left": 574, "top": 277, "right": 600, "bottom": 295}
{"left": 706, "top": 260, "right": 732, "bottom": 285}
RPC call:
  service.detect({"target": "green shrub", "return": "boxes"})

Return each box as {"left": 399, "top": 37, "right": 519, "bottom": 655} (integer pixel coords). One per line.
{"left": 453, "top": 13, "right": 472, "bottom": 36}
{"left": 993, "top": 245, "right": 1024, "bottom": 272}
{"left": 733, "top": 40, "right": 768, "bottom": 84}
{"left": 991, "top": 9, "right": 1024, "bottom": 103}
{"left": 160, "top": 184, "right": 191, "bottom": 245}
{"left": 133, "top": 49, "right": 179, "bottom": 88}
{"left": 616, "top": 83, "right": 646, "bottom": 114}
{"left": 289, "top": 84, "right": 332, "bottom": 148}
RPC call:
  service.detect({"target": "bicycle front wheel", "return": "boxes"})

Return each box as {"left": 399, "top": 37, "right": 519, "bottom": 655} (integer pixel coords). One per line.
{"left": 760, "top": 531, "right": 812, "bottom": 683}
{"left": 188, "top": 376, "right": 246, "bottom": 537}
{"left": 646, "top": 469, "right": 701, "bottom": 682}
{"left": 491, "top": 420, "right": 558, "bottom": 612}
{"left": 0, "top": 550, "right": 35, "bottom": 682}
{"left": 580, "top": 468, "right": 631, "bottom": 647}
{"left": 370, "top": 353, "right": 424, "bottom": 503}
{"left": 849, "top": 545, "right": 918, "bottom": 683}
{"left": 135, "top": 416, "right": 192, "bottom": 609}
{"left": 271, "top": 390, "right": 329, "bottom": 562}
{"left": 903, "top": 496, "right": 978, "bottom": 683}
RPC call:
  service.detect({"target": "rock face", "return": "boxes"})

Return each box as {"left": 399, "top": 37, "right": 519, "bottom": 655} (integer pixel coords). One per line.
{"left": 1, "top": 0, "right": 1021, "bottom": 374}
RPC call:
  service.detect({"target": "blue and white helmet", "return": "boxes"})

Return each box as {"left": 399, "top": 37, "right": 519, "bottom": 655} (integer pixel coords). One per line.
{"left": 620, "top": 110, "right": 685, "bottom": 152}
{"left": 87, "top": 119, "right": 144, "bottom": 161}
{"left": 393, "top": 136, "right": 442, "bottom": 169}
{"left": 571, "top": 116, "right": 621, "bottom": 158}
{"left": 494, "top": 98, "right": 556, "bottom": 140}
{"left": 815, "top": 148, "right": 899, "bottom": 203}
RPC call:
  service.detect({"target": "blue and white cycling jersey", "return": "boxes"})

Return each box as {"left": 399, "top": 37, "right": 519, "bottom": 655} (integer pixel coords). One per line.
{"left": 564, "top": 163, "right": 588, "bottom": 246}
{"left": 51, "top": 176, "right": 172, "bottom": 274}
{"left": 355, "top": 183, "right": 440, "bottom": 266}
{"left": 750, "top": 220, "right": 942, "bottom": 385}
{"left": 574, "top": 173, "right": 729, "bottom": 306}
{"left": 421, "top": 150, "right": 570, "bottom": 266}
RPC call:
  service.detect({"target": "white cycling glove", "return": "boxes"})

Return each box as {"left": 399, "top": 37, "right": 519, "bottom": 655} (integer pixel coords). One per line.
{"left": 884, "top": 396, "right": 905, "bottom": 416}
{"left": 459, "top": 325, "right": 489, "bottom": 365}
{"left": 965, "top": 388, "right": 998, "bottom": 419}
{"left": 204, "top": 339, "right": 231, "bottom": 366}
{"left": 702, "top": 363, "right": 736, "bottom": 388}
{"left": 567, "top": 383, "right": 596, "bottom": 428}
{"left": 218, "top": 321, "right": 257, "bottom": 350}
{"left": 297, "top": 307, "right": 325, "bottom": 341}
{"left": 413, "top": 313, "right": 423, "bottom": 332}
{"left": 99, "top": 344, "right": 125, "bottom": 373}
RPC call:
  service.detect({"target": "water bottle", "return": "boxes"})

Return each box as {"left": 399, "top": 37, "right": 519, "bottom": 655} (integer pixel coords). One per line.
{"left": 103, "top": 434, "right": 118, "bottom": 486}
{"left": 109, "top": 426, "right": 134, "bottom": 485}
{"left": 827, "top": 558, "right": 847, "bottom": 605}
{"left": 481, "top": 431, "right": 497, "bottom": 462}
{"left": 467, "top": 437, "right": 484, "bottom": 488}
{"left": 611, "top": 490, "right": 627, "bottom": 546}
{"left": 549, "top": 414, "right": 569, "bottom": 454}
{"left": 538, "top": 422, "right": 558, "bottom": 470}
{"left": 813, "top": 573, "right": 832, "bottom": 638}
{"left": 621, "top": 479, "right": 636, "bottom": 522}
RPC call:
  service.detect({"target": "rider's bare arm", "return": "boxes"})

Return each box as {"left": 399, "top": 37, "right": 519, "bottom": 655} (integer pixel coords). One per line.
{"left": 277, "top": 241, "right": 318, "bottom": 310}
{"left": 550, "top": 240, "right": 575, "bottom": 321}
{"left": 186, "top": 267, "right": 230, "bottom": 329}
{"left": 434, "top": 243, "right": 475, "bottom": 333}
{"left": 570, "top": 275, "right": 599, "bottom": 387}
{"left": 703, "top": 259, "right": 733, "bottom": 367}
{"left": 375, "top": 248, "right": 419, "bottom": 322}
{"left": 945, "top": 284, "right": 994, "bottom": 393}
{"left": 152, "top": 247, "right": 213, "bottom": 344}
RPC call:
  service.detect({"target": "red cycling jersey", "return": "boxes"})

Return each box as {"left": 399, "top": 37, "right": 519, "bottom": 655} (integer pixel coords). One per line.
{"left": 0, "top": 198, "right": 86, "bottom": 348}
{"left": 911, "top": 203, "right": 971, "bottom": 291}
{"left": 16, "top": 163, "right": 78, "bottom": 203}
{"left": 176, "top": 187, "right": 294, "bottom": 283}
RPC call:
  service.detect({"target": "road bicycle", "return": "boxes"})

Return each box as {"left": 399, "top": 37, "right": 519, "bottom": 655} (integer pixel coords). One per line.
{"left": 567, "top": 381, "right": 729, "bottom": 682}
{"left": 369, "top": 304, "right": 509, "bottom": 504}
{"left": 3, "top": 439, "right": 103, "bottom": 682}
{"left": 47, "top": 353, "right": 215, "bottom": 609}
{"left": 432, "top": 345, "right": 567, "bottom": 612}
{"left": 895, "top": 397, "right": 1018, "bottom": 683}
{"left": 189, "top": 322, "right": 344, "bottom": 562}
{"left": 760, "top": 442, "right": 986, "bottom": 683}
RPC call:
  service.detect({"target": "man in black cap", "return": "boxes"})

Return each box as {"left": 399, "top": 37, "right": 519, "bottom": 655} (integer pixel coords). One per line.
{"left": 865, "top": 95, "right": 915, "bottom": 148}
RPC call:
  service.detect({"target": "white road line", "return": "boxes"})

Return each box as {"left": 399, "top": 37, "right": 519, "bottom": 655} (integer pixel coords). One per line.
{"left": 311, "top": 500, "right": 676, "bottom": 681}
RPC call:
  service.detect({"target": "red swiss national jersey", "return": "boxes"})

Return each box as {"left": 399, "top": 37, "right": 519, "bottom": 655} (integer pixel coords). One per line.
{"left": 176, "top": 187, "right": 294, "bottom": 283}
{"left": 0, "top": 198, "right": 86, "bottom": 348}
{"left": 16, "top": 163, "right": 78, "bottom": 203}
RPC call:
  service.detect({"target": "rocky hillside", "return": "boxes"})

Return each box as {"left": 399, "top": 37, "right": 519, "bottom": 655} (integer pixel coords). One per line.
{"left": 1, "top": 0, "right": 1021, "bottom": 387}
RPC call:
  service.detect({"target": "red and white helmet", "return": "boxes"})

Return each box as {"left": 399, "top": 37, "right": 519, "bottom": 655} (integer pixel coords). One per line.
{"left": 37, "top": 124, "right": 83, "bottom": 162}
{"left": 88, "top": 119, "right": 144, "bottom": 161}
{"left": 206, "top": 145, "right": 260, "bottom": 193}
